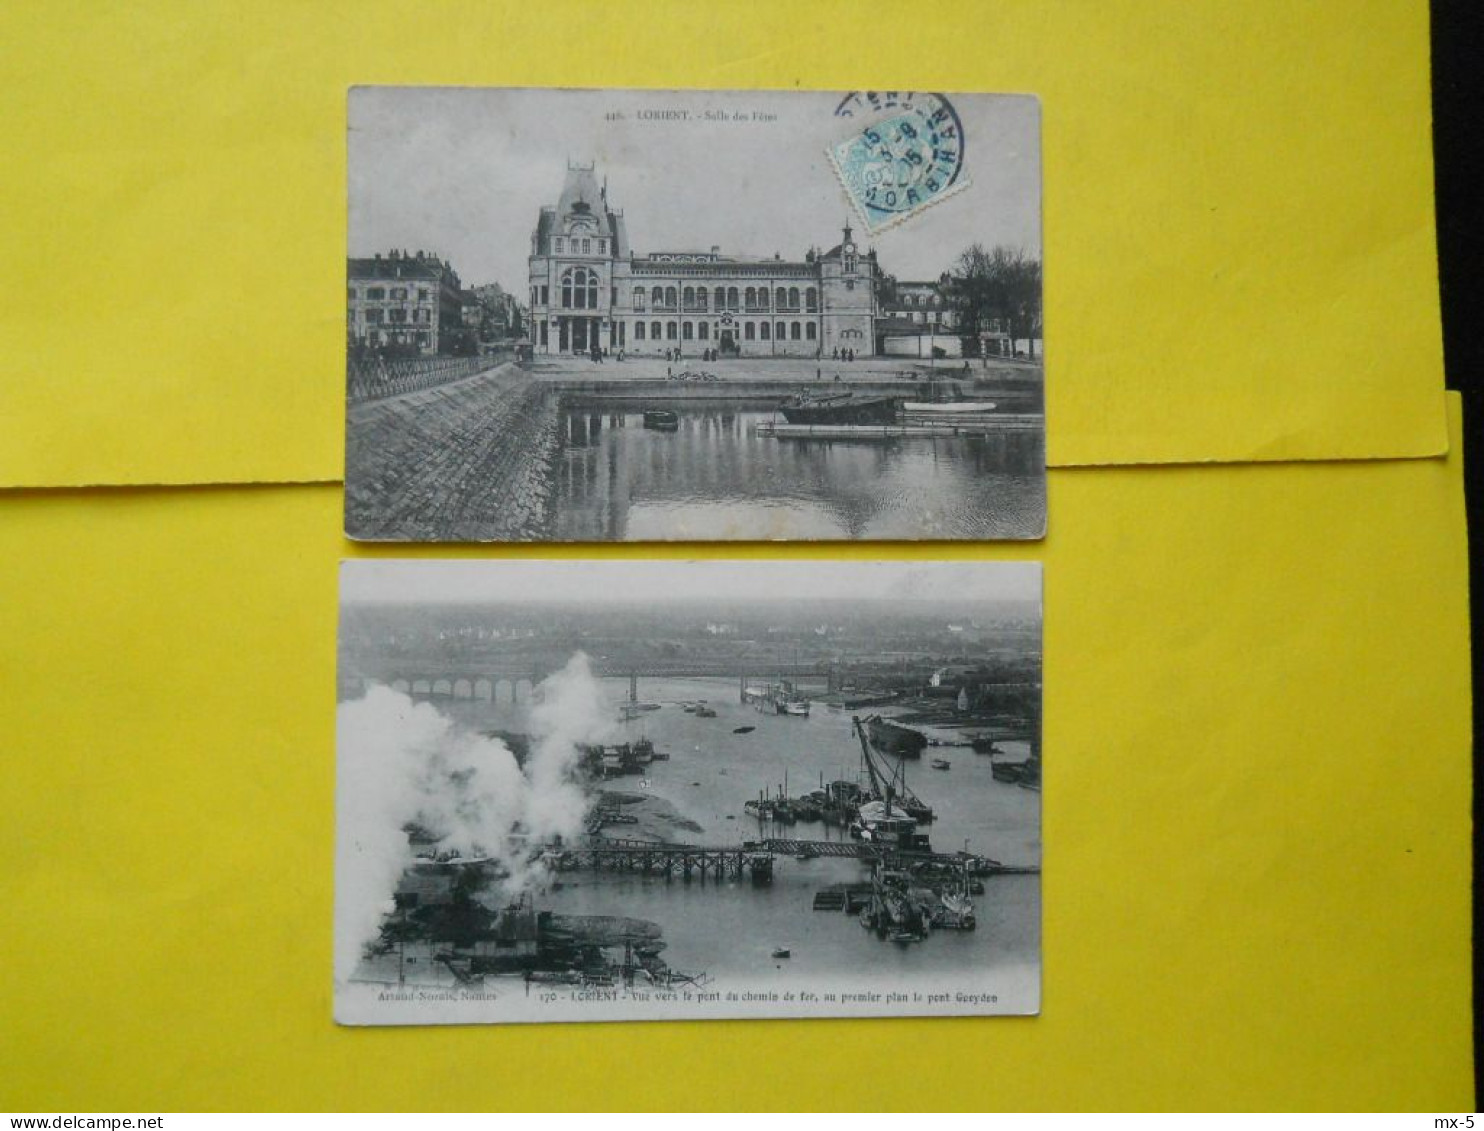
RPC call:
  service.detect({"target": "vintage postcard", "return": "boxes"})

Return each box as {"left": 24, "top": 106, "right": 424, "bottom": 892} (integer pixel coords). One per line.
{"left": 345, "top": 88, "right": 1044, "bottom": 542}
{"left": 335, "top": 560, "right": 1042, "bottom": 1024}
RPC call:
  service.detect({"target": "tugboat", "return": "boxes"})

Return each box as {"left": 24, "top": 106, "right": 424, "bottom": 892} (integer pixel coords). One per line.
{"left": 777, "top": 392, "right": 898, "bottom": 425}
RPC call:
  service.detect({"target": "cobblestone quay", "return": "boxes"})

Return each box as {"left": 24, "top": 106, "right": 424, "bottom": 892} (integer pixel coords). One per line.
{"left": 345, "top": 363, "right": 559, "bottom": 541}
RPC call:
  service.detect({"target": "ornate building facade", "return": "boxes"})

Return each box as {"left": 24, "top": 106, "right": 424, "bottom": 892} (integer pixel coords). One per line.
{"left": 528, "top": 163, "right": 878, "bottom": 357}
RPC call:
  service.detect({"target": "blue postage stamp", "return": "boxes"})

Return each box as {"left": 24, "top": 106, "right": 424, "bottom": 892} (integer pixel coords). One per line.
{"left": 828, "top": 92, "right": 969, "bottom": 234}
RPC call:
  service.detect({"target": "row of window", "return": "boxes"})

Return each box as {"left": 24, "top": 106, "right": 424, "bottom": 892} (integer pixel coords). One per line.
{"left": 628, "top": 320, "right": 817, "bottom": 342}
{"left": 552, "top": 236, "right": 606, "bottom": 256}
{"left": 530, "top": 273, "right": 823, "bottom": 314}
{"left": 356, "top": 329, "right": 433, "bottom": 347}
{"left": 633, "top": 284, "right": 817, "bottom": 313}
{"left": 887, "top": 309, "right": 956, "bottom": 325}
{"left": 355, "top": 308, "right": 433, "bottom": 325}
{"left": 348, "top": 286, "right": 433, "bottom": 302}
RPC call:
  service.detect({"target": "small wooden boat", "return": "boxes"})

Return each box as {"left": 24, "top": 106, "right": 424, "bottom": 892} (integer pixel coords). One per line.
{"left": 771, "top": 947, "right": 791, "bottom": 959}
{"left": 732, "top": 725, "right": 756, "bottom": 734}
{"left": 930, "top": 757, "right": 951, "bottom": 770}
{"left": 642, "top": 409, "right": 679, "bottom": 430}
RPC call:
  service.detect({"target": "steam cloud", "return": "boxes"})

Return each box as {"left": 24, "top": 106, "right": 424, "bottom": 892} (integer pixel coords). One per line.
{"left": 333, "top": 652, "right": 614, "bottom": 983}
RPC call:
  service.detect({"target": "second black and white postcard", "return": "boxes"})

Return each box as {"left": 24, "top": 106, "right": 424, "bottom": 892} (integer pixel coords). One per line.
{"left": 335, "top": 560, "right": 1042, "bottom": 1024}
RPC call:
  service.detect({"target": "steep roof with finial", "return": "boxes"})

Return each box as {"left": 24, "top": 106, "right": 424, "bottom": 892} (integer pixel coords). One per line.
{"left": 556, "top": 161, "right": 604, "bottom": 221}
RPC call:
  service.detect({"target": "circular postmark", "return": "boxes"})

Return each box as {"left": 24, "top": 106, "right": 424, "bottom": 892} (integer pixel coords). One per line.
{"left": 829, "top": 92, "right": 967, "bottom": 231}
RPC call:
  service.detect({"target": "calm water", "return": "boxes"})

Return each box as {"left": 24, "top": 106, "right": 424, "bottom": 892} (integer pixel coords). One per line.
{"left": 552, "top": 405, "right": 1045, "bottom": 540}
{"left": 438, "top": 676, "right": 1041, "bottom": 992}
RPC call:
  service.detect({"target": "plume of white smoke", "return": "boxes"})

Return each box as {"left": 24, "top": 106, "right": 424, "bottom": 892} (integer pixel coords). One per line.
{"left": 524, "top": 652, "right": 615, "bottom": 841}
{"left": 334, "top": 652, "right": 614, "bottom": 984}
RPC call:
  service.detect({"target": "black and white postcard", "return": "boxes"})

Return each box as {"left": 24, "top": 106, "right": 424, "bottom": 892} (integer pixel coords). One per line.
{"left": 346, "top": 88, "right": 1044, "bottom": 541}
{"left": 335, "top": 560, "right": 1042, "bottom": 1024}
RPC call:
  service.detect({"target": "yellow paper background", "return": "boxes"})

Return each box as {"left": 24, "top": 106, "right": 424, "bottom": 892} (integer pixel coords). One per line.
{"left": 0, "top": 0, "right": 1450, "bottom": 487}
{"left": 0, "top": 397, "right": 1470, "bottom": 1110}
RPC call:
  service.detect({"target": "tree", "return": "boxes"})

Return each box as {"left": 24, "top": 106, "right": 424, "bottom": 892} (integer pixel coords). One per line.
{"left": 948, "top": 244, "right": 1043, "bottom": 360}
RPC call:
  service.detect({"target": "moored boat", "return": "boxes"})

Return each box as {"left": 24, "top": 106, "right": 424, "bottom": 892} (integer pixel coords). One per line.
{"left": 849, "top": 800, "right": 928, "bottom": 848}
{"left": 778, "top": 392, "right": 899, "bottom": 425}
{"left": 902, "top": 400, "right": 997, "bottom": 414}
{"left": 642, "top": 409, "right": 679, "bottom": 430}
{"left": 930, "top": 757, "right": 951, "bottom": 770}
{"left": 863, "top": 714, "right": 928, "bottom": 759}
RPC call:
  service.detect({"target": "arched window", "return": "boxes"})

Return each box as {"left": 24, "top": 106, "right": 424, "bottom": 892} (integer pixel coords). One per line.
{"left": 806, "top": 322, "right": 817, "bottom": 340}
{"left": 651, "top": 286, "right": 663, "bottom": 307}
{"left": 633, "top": 287, "right": 645, "bottom": 311}
{"left": 727, "top": 287, "right": 739, "bottom": 310}
{"left": 697, "top": 288, "right": 708, "bottom": 310}
{"left": 561, "top": 266, "right": 598, "bottom": 310}
{"left": 683, "top": 286, "right": 695, "bottom": 307}
{"left": 664, "top": 286, "right": 678, "bottom": 309}
{"left": 806, "top": 287, "right": 818, "bottom": 312}
{"left": 791, "top": 322, "right": 801, "bottom": 340}
{"left": 760, "top": 322, "right": 771, "bottom": 340}
{"left": 651, "top": 321, "right": 662, "bottom": 340}
{"left": 744, "top": 287, "right": 755, "bottom": 308}
{"left": 554, "top": 237, "right": 564, "bottom": 253}
{"left": 744, "top": 322, "right": 755, "bottom": 341}
{"left": 682, "top": 322, "right": 694, "bottom": 340}
{"left": 775, "top": 287, "right": 787, "bottom": 309}
{"left": 788, "top": 287, "right": 799, "bottom": 309}
{"left": 698, "top": 322, "right": 709, "bottom": 340}
{"left": 635, "top": 321, "right": 646, "bottom": 340}
{"left": 667, "top": 321, "right": 678, "bottom": 340}
{"left": 714, "top": 286, "right": 725, "bottom": 310}
{"left": 775, "top": 321, "right": 785, "bottom": 340}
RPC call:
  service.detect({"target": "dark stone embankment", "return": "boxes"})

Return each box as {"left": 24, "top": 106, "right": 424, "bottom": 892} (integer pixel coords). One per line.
{"left": 345, "top": 364, "right": 560, "bottom": 541}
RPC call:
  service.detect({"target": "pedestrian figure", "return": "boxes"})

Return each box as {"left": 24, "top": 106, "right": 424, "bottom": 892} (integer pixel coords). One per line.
{"left": 832, "top": 347, "right": 839, "bottom": 361}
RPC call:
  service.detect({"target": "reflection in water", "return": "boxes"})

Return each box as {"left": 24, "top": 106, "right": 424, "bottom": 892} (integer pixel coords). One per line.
{"left": 553, "top": 404, "right": 1045, "bottom": 540}
{"left": 436, "top": 675, "right": 1039, "bottom": 990}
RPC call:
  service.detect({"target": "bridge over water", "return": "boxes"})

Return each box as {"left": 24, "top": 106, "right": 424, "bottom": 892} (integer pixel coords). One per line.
{"left": 339, "top": 659, "right": 836, "bottom": 706}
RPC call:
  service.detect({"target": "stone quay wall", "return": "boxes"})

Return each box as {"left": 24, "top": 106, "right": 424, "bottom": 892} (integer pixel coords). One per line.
{"left": 345, "top": 363, "right": 560, "bottom": 542}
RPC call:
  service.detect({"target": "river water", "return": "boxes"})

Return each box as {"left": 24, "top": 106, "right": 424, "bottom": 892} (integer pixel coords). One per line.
{"left": 435, "top": 675, "right": 1041, "bottom": 1002}
{"left": 551, "top": 405, "right": 1045, "bottom": 540}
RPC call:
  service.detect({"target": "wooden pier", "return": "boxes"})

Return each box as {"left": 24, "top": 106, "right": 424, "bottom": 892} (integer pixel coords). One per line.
{"left": 754, "top": 415, "right": 1043, "bottom": 440}
{"left": 561, "top": 837, "right": 775, "bottom": 883}
{"left": 562, "top": 836, "right": 1039, "bottom": 877}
